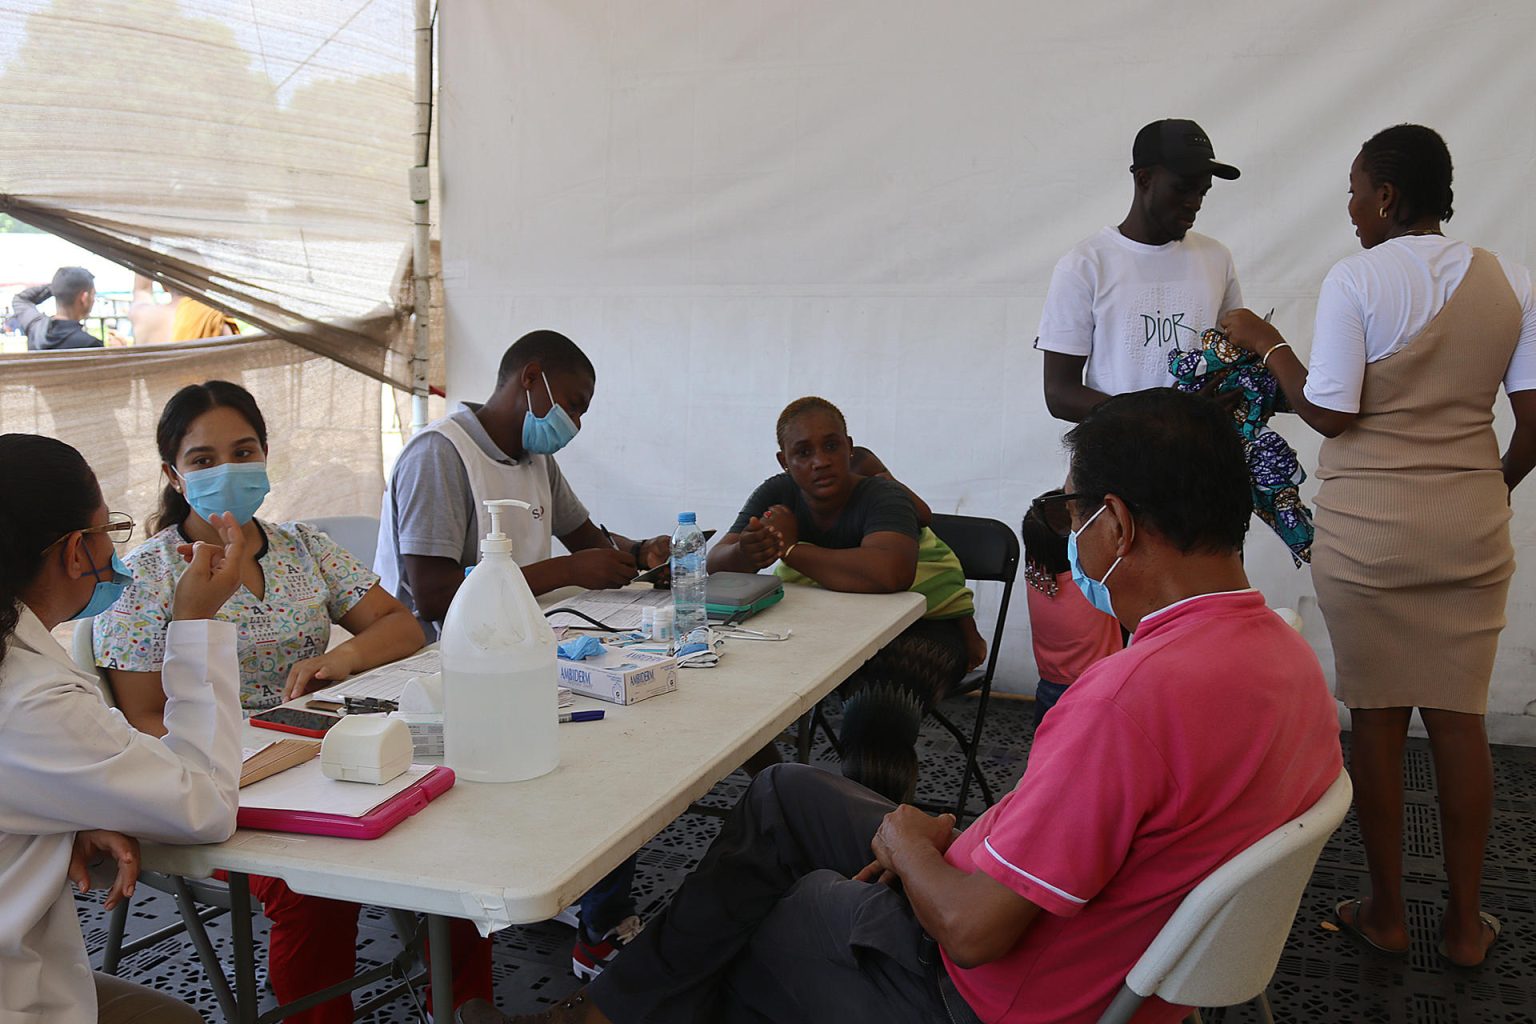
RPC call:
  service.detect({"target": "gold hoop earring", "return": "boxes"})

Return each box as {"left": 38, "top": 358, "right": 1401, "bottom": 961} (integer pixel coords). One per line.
{"left": 1378, "top": 206, "right": 1388, "bottom": 219}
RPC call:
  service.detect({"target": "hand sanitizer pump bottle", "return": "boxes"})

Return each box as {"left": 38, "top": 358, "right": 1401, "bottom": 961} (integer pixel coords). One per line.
{"left": 440, "top": 499, "right": 559, "bottom": 782}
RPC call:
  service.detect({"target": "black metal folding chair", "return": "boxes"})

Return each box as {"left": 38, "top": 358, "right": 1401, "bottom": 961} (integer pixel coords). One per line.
{"left": 924, "top": 513, "right": 1019, "bottom": 820}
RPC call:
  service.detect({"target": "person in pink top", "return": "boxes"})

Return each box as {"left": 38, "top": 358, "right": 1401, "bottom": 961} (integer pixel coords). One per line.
{"left": 1020, "top": 488, "right": 1123, "bottom": 726}
{"left": 462, "top": 389, "right": 1342, "bottom": 1024}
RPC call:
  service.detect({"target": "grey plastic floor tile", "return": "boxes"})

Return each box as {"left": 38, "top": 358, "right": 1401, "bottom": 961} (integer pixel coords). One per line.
{"left": 77, "top": 697, "right": 1536, "bottom": 1022}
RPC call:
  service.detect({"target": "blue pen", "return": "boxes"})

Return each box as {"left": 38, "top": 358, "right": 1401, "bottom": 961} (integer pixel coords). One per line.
{"left": 559, "top": 710, "right": 605, "bottom": 723}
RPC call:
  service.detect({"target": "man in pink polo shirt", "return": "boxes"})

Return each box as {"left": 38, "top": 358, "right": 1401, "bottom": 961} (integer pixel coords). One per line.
{"left": 466, "top": 389, "right": 1342, "bottom": 1024}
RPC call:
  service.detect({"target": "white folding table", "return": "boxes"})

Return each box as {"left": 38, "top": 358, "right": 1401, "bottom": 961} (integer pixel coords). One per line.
{"left": 136, "top": 586, "right": 925, "bottom": 1023}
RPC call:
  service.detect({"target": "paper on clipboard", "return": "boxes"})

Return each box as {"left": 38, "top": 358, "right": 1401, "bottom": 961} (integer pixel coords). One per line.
{"left": 239, "top": 759, "right": 432, "bottom": 818}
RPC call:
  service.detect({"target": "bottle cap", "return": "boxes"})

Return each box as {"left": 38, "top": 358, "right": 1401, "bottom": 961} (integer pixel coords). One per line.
{"left": 677, "top": 511, "right": 697, "bottom": 524}
{"left": 482, "top": 499, "right": 532, "bottom": 556}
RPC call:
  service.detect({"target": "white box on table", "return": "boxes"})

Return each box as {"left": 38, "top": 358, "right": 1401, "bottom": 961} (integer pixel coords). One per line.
{"left": 557, "top": 649, "right": 677, "bottom": 705}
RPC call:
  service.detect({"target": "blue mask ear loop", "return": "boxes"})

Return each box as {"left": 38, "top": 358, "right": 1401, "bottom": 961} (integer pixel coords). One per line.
{"left": 1079, "top": 503, "right": 1128, "bottom": 586}
{"left": 80, "top": 539, "right": 111, "bottom": 583}
{"left": 527, "top": 372, "right": 557, "bottom": 419}
{"left": 1099, "top": 505, "right": 1127, "bottom": 587}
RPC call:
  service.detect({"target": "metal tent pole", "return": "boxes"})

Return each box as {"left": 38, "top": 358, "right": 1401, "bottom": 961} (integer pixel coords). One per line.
{"left": 409, "top": 0, "right": 434, "bottom": 432}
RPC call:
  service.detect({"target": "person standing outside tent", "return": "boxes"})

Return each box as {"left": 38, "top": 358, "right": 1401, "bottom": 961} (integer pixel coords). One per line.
{"left": 1222, "top": 124, "right": 1536, "bottom": 969}
{"left": 11, "top": 266, "right": 101, "bottom": 350}
{"left": 376, "top": 328, "right": 672, "bottom": 980}
{"left": 1037, "top": 119, "right": 1244, "bottom": 422}
{"left": 128, "top": 273, "right": 239, "bottom": 344}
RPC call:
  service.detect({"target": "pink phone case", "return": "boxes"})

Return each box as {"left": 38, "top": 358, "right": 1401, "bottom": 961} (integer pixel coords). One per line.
{"left": 236, "top": 766, "right": 456, "bottom": 839}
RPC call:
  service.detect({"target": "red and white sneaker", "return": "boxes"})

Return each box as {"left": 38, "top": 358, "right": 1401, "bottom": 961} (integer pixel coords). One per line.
{"left": 570, "top": 915, "right": 644, "bottom": 981}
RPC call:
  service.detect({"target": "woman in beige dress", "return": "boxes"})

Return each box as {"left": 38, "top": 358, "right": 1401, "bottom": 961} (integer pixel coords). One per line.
{"left": 1223, "top": 125, "right": 1536, "bottom": 968}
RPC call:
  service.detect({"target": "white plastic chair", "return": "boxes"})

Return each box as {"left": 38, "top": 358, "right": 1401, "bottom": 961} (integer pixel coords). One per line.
{"left": 71, "top": 617, "right": 116, "bottom": 706}
{"left": 1096, "top": 769, "right": 1353, "bottom": 1024}
{"left": 306, "top": 513, "right": 381, "bottom": 568}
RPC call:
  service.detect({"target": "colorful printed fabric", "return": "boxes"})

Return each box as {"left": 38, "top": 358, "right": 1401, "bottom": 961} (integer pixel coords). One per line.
{"left": 94, "top": 520, "right": 378, "bottom": 710}
{"left": 1169, "top": 329, "right": 1314, "bottom": 565}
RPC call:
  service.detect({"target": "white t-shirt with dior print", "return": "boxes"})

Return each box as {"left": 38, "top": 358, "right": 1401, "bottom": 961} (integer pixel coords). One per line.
{"left": 1036, "top": 226, "right": 1243, "bottom": 396}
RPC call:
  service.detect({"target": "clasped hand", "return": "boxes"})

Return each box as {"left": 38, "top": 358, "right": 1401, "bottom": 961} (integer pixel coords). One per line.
{"left": 852, "top": 805, "right": 957, "bottom": 888}
{"left": 737, "top": 506, "right": 799, "bottom": 571}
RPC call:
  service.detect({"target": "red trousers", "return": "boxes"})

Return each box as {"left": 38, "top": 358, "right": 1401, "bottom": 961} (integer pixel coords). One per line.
{"left": 248, "top": 874, "right": 493, "bottom": 1023}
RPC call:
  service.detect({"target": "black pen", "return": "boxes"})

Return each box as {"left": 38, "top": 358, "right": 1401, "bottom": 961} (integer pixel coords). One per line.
{"left": 599, "top": 523, "right": 618, "bottom": 549}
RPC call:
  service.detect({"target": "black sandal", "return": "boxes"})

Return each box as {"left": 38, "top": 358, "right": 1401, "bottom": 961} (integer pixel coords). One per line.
{"left": 1437, "top": 911, "right": 1502, "bottom": 970}
{"left": 1333, "top": 898, "right": 1410, "bottom": 958}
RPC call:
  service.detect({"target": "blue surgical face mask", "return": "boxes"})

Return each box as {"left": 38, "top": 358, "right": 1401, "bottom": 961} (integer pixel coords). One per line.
{"left": 70, "top": 545, "right": 132, "bottom": 621}
{"left": 522, "top": 373, "right": 580, "bottom": 455}
{"left": 177, "top": 462, "right": 270, "bottom": 525}
{"left": 1067, "top": 504, "right": 1122, "bottom": 618}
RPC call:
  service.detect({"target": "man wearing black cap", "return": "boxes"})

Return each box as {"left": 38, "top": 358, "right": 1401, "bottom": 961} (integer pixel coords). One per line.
{"left": 1037, "top": 119, "right": 1243, "bottom": 422}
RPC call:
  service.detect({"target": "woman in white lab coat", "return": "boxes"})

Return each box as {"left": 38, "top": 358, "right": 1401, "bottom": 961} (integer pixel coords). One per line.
{"left": 0, "top": 432, "right": 246, "bottom": 1023}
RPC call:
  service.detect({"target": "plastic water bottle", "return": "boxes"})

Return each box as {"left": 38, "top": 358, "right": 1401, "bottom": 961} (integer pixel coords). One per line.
{"left": 440, "top": 499, "right": 559, "bottom": 783}
{"left": 670, "top": 512, "right": 708, "bottom": 640}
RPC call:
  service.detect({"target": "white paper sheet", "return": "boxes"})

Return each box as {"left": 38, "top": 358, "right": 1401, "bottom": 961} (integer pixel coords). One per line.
{"left": 545, "top": 588, "right": 671, "bottom": 630}
{"left": 327, "top": 651, "right": 442, "bottom": 702}
{"left": 238, "top": 760, "right": 432, "bottom": 818}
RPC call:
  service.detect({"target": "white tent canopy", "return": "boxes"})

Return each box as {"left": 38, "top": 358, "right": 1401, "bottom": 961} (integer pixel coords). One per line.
{"left": 0, "top": 0, "right": 443, "bottom": 537}
{"left": 439, "top": 0, "right": 1536, "bottom": 740}
{"left": 0, "top": 0, "right": 425, "bottom": 385}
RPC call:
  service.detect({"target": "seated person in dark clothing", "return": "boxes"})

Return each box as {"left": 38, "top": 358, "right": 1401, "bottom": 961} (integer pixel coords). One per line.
{"left": 11, "top": 267, "right": 101, "bottom": 350}
{"left": 709, "top": 395, "right": 986, "bottom": 803}
{"left": 460, "top": 388, "right": 1343, "bottom": 1024}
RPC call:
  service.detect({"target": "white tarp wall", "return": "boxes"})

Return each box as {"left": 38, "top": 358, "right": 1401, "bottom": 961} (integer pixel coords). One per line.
{"left": 439, "top": 1, "right": 1536, "bottom": 741}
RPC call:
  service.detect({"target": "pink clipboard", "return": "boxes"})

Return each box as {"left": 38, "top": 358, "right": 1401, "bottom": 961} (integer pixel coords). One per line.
{"left": 236, "top": 766, "right": 456, "bottom": 840}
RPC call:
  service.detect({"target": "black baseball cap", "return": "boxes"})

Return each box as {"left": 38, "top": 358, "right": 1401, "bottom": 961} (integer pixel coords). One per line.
{"left": 1131, "top": 119, "right": 1240, "bottom": 180}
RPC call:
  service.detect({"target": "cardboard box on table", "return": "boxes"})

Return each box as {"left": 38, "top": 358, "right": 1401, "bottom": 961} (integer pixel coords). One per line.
{"left": 557, "top": 648, "right": 678, "bottom": 705}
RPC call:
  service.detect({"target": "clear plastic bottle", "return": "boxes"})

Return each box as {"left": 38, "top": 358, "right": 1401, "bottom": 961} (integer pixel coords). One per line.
{"left": 440, "top": 499, "right": 559, "bottom": 783}
{"left": 670, "top": 512, "right": 708, "bottom": 640}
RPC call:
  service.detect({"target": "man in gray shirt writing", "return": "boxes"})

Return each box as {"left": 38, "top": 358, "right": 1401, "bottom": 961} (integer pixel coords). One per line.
{"left": 375, "top": 328, "right": 669, "bottom": 978}
{"left": 375, "top": 329, "right": 671, "bottom": 641}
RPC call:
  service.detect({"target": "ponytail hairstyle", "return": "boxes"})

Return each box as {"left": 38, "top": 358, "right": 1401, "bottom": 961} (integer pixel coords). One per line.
{"left": 152, "top": 381, "right": 269, "bottom": 533}
{"left": 0, "top": 434, "right": 103, "bottom": 668}
{"left": 1360, "top": 124, "right": 1455, "bottom": 227}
